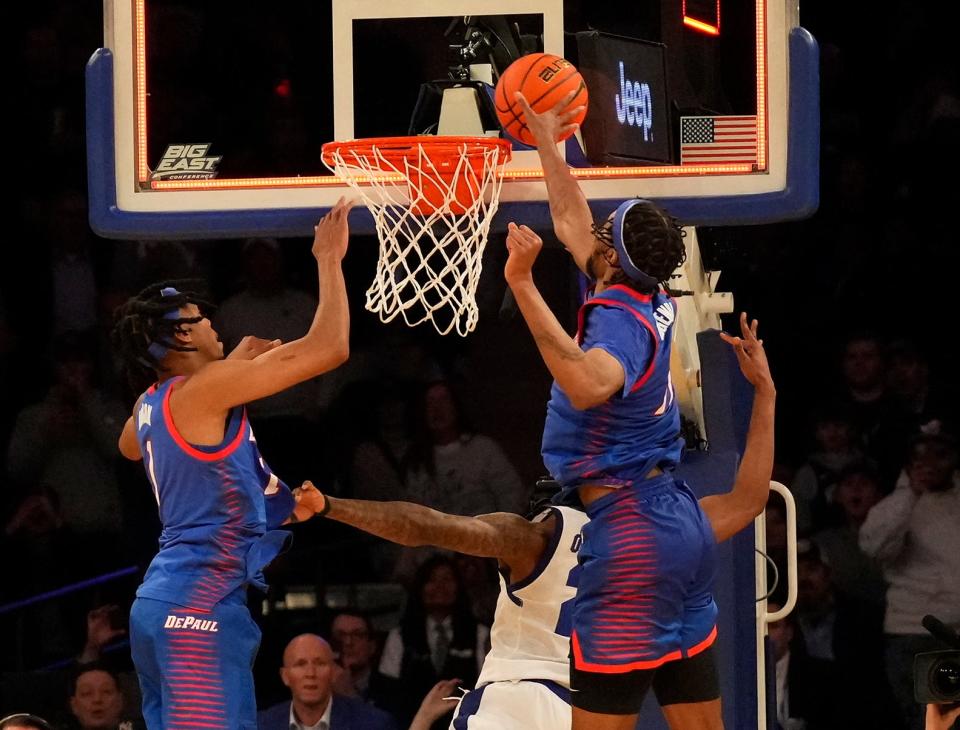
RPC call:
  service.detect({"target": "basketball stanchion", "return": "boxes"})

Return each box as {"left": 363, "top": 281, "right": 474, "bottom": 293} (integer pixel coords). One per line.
{"left": 322, "top": 136, "right": 511, "bottom": 336}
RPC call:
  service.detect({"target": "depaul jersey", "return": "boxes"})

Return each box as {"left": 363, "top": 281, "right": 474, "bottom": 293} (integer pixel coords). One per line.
{"left": 541, "top": 284, "right": 683, "bottom": 497}
{"left": 134, "top": 377, "right": 295, "bottom": 611}
{"left": 475, "top": 506, "right": 589, "bottom": 687}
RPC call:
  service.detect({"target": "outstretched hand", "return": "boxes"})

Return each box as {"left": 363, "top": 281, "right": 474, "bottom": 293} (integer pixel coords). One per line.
{"left": 312, "top": 197, "right": 355, "bottom": 263}
{"left": 504, "top": 222, "right": 543, "bottom": 285}
{"left": 514, "top": 90, "right": 585, "bottom": 146}
{"left": 719, "top": 312, "right": 775, "bottom": 397}
{"left": 408, "top": 679, "right": 463, "bottom": 730}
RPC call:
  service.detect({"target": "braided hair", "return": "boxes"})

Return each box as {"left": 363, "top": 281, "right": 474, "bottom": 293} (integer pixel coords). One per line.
{"left": 592, "top": 199, "right": 687, "bottom": 294}
{"left": 111, "top": 279, "right": 213, "bottom": 392}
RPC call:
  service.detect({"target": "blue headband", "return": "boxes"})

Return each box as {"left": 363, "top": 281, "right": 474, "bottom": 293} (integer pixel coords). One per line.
{"left": 146, "top": 286, "right": 183, "bottom": 362}
{"left": 611, "top": 199, "right": 660, "bottom": 290}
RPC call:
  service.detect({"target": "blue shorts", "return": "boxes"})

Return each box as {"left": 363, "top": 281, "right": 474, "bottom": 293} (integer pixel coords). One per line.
{"left": 130, "top": 596, "right": 261, "bottom": 730}
{"left": 570, "top": 474, "right": 718, "bottom": 673}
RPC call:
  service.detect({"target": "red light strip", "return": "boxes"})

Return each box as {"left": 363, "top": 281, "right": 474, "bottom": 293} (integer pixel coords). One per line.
{"left": 135, "top": 0, "right": 148, "bottom": 182}
{"left": 150, "top": 163, "right": 756, "bottom": 191}
{"left": 756, "top": 0, "right": 767, "bottom": 169}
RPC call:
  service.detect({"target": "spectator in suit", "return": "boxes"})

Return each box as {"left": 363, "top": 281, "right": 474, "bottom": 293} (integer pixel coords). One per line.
{"left": 329, "top": 610, "right": 401, "bottom": 716}
{"left": 792, "top": 541, "right": 897, "bottom": 728}
{"left": 258, "top": 634, "right": 398, "bottom": 730}
{"left": 378, "top": 554, "right": 489, "bottom": 729}
{"left": 767, "top": 602, "right": 841, "bottom": 730}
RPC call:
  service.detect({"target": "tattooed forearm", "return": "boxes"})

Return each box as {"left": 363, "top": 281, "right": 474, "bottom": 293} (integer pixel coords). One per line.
{"left": 326, "top": 497, "right": 428, "bottom": 547}
{"left": 324, "top": 498, "right": 540, "bottom": 562}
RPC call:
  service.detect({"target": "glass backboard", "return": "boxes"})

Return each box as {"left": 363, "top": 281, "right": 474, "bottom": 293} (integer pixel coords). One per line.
{"left": 86, "top": 0, "right": 818, "bottom": 238}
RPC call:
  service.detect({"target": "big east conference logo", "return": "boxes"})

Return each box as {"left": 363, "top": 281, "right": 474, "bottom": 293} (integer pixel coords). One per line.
{"left": 152, "top": 144, "right": 222, "bottom": 180}
{"left": 615, "top": 61, "right": 654, "bottom": 141}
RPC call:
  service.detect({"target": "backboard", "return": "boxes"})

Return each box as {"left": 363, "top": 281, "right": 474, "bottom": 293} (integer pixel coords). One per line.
{"left": 87, "top": 0, "right": 819, "bottom": 239}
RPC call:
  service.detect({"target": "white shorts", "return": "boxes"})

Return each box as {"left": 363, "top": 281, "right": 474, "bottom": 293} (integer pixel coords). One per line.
{"left": 450, "top": 679, "right": 571, "bottom": 729}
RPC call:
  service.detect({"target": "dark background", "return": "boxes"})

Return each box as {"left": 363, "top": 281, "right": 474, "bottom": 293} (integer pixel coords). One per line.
{"left": 3, "top": 0, "right": 960, "bottom": 723}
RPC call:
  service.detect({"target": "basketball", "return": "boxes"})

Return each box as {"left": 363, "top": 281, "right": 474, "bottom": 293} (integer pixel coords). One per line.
{"left": 494, "top": 53, "right": 588, "bottom": 147}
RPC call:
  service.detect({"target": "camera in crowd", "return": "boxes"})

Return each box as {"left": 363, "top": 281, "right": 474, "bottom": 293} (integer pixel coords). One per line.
{"left": 915, "top": 615, "right": 960, "bottom": 704}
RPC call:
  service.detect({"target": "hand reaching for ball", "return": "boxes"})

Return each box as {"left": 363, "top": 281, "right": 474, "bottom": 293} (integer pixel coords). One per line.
{"left": 513, "top": 90, "right": 587, "bottom": 147}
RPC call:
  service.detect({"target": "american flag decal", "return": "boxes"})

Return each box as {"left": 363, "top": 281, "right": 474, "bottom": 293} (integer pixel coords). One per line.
{"left": 680, "top": 116, "right": 757, "bottom": 165}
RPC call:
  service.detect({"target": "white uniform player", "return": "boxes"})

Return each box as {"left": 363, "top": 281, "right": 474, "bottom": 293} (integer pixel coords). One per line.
{"left": 310, "top": 479, "right": 590, "bottom": 728}
{"left": 450, "top": 505, "right": 587, "bottom": 729}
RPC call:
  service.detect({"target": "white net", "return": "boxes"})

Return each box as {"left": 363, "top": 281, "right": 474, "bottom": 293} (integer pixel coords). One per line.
{"left": 323, "top": 137, "right": 511, "bottom": 336}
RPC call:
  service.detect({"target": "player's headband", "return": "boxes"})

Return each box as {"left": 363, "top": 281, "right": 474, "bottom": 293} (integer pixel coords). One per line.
{"left": 147, "top": 286, "right": 184, "bottom": 363}
{"left": 611, "top": 199, "right": 660, "bottom": 290}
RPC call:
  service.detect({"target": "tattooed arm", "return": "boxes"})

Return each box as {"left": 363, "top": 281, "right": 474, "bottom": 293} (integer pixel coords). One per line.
{"left": 298, "top": 483, "right": 552, "bottom": 583}
{"left": 505, "top": 224, "right": 624, "bottom": 410}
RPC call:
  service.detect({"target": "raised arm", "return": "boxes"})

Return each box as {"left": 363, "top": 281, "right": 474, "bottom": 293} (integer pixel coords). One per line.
{"left": 180, "top": 199, "right": 353, "bottom": 411}
{"left": 298, "top": 482, "right": 550, "bottom": 580}
{"left": 504, "top": 222, "right": 625, "bottom": 409}
{"left": 514, "top": 91, "right": 594, "bottom": 274}
{"left": 699, "top": 313, "right": 777, "bottom": 543}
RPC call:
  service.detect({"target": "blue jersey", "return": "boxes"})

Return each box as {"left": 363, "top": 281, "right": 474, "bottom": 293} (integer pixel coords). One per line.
{"left": 134, "top": 377, "right": 295, "bottom": 611}
{"left": 542, "top": 284, "right": 683, "bottom": 497}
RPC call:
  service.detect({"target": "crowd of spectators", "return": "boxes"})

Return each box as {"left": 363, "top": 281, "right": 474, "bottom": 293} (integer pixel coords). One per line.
{"left": 4, "top": 0, "right": 959, "bottom": 728}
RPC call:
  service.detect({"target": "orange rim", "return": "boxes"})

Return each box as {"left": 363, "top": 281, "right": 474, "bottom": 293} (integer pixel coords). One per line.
{"left": 321, "top": 136, "right": 512, "bottom": 168}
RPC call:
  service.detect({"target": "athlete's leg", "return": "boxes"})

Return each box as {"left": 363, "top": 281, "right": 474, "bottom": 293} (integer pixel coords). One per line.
{"left": 129, "top": 598, "right": 164, "bottom": 730}
{"left": 661, "top": 699, "right": 724, "bottom": 730}
{"left": 653, "top": 642, "right": 723, "bottom": 730}
{"left": 570, "top": 481, "right": 711, "bottom": 730}
{"left": 572, "top": 706, "right": 639, "bottom": 730}
{"left": 131, "top": 597, "right": 260, "bottom": 729}
{"left": 570, "top": 663, "right": 656, "bottom": 730}
{"left": 655, "top": 487, "right": 723, "bottom": 730}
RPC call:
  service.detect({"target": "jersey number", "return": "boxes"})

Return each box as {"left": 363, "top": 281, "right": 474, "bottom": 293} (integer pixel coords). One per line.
{"left": 554, "top": 534, "right": 583, "bottom": 637}
{"left": 144, "top": 439, "right": 160, "bottom": 506}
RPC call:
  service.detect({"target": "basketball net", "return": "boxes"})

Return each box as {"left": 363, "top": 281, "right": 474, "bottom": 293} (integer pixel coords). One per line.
{"left": 322, "top": 136, "right": 512, "bottom": 336}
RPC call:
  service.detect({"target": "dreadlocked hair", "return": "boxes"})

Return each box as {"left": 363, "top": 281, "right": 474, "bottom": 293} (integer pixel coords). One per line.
{"left": 602, "top": 199, "right": 687, "bottom": 294}
{"left": 111, "top": 279, "right": 214, "bottom": 393}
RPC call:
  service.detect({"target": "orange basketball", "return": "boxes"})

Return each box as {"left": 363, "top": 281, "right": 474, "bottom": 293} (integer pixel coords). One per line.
{"left": 494, "top": 53, "right": 589, "bottom": 147}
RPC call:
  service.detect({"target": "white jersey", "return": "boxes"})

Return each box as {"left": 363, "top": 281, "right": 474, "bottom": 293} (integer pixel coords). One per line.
{"left": 475, "top": 505, "right": 587, "bottom": 687}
